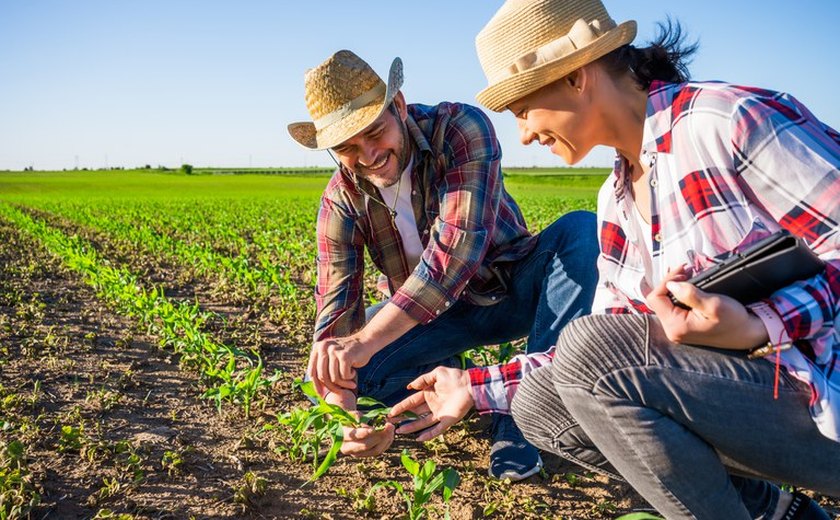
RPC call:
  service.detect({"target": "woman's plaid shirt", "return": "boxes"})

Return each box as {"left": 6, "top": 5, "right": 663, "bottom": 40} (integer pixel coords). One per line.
{"left": 469, "top": 80, "right": 840, "bottom": 442}
{"left": 314, "top": 102, "right": 535, "bottom": 341}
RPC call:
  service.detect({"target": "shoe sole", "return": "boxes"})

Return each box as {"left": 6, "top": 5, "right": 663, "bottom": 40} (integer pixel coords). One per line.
{"left": 488, "top": 454, "right": 544, "bottom": 482}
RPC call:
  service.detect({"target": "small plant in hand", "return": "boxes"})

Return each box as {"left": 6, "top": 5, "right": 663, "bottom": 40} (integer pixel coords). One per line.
{"left": 367, "top": 449, "right": 460, "bottom": 520}
{"left": 270, "top": 378, "right": 398, "bottom": 481}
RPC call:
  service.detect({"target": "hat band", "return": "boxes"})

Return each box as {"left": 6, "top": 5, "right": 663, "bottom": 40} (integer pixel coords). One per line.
{"left": 313, "top": 83, "right": 387, "bottom": 131}
{"left": 495, "top": 17, "right": 617, "bottom": 83}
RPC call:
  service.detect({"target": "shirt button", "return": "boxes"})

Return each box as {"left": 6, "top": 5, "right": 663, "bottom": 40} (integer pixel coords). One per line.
{"left": 423, "top": 229, "right": 429, "bottom": 234}
{"left": 650, "top": 179, "right": 658, "bottom": 187}
{"left": 654, "top": 233, "right": 662, "bottom": 242}
{"left": 491, "top": 296, "right": 497, "bottom": 301}
{"left": 444, "top": 301, "right": 450, "bottom": 307}
{"left": 412, "top": 190, "right": 417, "bottom": 195}
{"left": 435, "top": 309, "right": 441, "bottom": 315}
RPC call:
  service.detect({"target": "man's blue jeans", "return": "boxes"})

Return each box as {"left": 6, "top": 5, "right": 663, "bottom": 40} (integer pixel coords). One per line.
{"left": 356, "top": 210, "right": 599, "bottom": 404}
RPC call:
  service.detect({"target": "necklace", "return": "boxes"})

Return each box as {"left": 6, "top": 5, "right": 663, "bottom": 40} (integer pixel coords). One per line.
{"left": 386, "top": 170, "right": 403, "bottom": 219}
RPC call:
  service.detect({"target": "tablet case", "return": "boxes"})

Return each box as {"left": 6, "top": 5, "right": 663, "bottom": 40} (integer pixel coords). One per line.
{"left": 670, "top": 230, "right": 826, "bottom": 309}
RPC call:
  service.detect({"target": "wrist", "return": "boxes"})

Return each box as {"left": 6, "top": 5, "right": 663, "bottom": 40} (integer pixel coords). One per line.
{"left": 746, "top": 312, "right": 770, "bottom": 347}
{"left": 350, "top": 332, "right": 379, "bottom": 359}
{"left": 458, "top": 370, "right": 475, "bottom": 409}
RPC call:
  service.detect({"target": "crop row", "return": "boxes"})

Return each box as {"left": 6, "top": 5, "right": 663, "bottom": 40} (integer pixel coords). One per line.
{"left": 0, "top": 203, "right": 278, "bottom": 417}
{"left": 19, "top": 199, "right": 317, "bottom": 333}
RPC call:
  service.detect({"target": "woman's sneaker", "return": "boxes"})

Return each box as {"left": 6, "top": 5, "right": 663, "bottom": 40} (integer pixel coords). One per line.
{"left": 489, "top": 414, "right": 543, "bottom": 481}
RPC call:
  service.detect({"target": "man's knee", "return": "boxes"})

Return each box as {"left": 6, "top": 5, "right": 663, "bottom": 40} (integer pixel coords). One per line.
{"left": 552, "top": 314, "right": 649, "bottom": 390}
{"left": 541, "top": 211, "right": 598, "bottom": 252}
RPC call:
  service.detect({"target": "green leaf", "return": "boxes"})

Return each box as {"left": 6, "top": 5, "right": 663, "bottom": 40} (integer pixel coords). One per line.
{"left": 356, "top": 396, "right": 388, "bottom": 409}
{"left": 420, "top": 459, "right": 436, "bottom": 481}
{"left": 359, "top": 408, "right": 390, "bottom": 425}
{"left": 442, "top": 468, "right": 460, "bottom": 502}
{"left": 400, "top": 449, "right": 419, "bottom": 476}
{"left": 295, "top": 379, "right": 319, "bottom": 400}
{"left": 309, "top": 423, "right": 343, "bottom": 482}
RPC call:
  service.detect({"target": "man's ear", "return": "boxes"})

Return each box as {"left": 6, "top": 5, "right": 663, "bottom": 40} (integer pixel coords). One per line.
{"left": 393, "top": 91, "right": 408, "bottom": 121}
{"left": 565, "top": 67, "right": 587, "bottom": 93}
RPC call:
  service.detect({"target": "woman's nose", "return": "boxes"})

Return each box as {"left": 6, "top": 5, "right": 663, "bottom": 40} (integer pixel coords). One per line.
{"left": 518, "top": 118, "right": 537, "bottom": 146}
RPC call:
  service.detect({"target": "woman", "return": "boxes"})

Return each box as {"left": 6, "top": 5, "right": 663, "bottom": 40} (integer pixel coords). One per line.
{"left": 390, "top": 0, "right": 840, "bottom": 518}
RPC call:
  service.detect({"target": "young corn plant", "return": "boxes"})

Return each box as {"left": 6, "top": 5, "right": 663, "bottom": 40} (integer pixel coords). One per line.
{"left": 367, "top": 449, "right": 460, "bottom": 520}
{"left": 0, "top": 439, "right": 41, "bottom": 520}
{"left": 271, "top": 379, "right": 395, "bottom": 482}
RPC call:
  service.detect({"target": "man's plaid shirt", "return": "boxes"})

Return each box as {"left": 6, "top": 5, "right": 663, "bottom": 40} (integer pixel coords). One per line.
{"left": 314, "top": 102, "right": 535, "bottom": 341}
{"left": 469, "top": 80, "right": 840, "bottom": 442}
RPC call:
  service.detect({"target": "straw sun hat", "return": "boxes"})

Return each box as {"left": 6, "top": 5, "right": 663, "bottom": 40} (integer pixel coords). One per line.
{"left": 476, "top": 0, "right": 637, "bottom": 112}
{"left": 288, "top": 50, "right": 403, "bottom": 150}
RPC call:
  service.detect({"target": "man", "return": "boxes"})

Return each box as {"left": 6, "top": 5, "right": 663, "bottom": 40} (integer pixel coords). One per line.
{"left": 287, "top": 50, "right": 598, "bottom": 480}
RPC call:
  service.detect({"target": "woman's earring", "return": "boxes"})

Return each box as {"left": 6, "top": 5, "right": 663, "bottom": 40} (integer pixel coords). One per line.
{"left": 576, "top": 87, "right": 582, "bottom": 93}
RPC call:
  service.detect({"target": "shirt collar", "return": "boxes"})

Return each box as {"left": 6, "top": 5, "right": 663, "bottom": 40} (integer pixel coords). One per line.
{"left": 611, "top": 81, "right": 677, "bottom": 203}
{"left": 641, "top": 80, "right": 678, "bottom": 155}
{"left": 405, "top": 109, "right": 433, "bottom": 157}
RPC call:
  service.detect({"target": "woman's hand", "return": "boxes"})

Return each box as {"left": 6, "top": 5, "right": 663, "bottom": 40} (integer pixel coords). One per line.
{"left": 645, "top": 264, "right": 770, "bottom": 349}
{"left": 387, "top": 366, "right": 474, "bottom": 442}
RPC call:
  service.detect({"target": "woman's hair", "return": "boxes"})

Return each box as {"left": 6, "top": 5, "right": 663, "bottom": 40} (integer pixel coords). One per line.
{"left": 598, "top": 18, "right": 699, "bottom": 89}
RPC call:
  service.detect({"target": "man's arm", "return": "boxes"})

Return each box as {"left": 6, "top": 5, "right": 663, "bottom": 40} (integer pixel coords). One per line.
{"left": 388, "top": 104, "right": 508, "bottom": 325}
{"left": 313, "top": 193, "right": 366, "bottom": 342}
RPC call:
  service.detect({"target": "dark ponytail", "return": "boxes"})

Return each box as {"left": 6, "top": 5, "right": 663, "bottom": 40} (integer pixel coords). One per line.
{"left": 599, "top": 18, "right": 699, "bottom": 89}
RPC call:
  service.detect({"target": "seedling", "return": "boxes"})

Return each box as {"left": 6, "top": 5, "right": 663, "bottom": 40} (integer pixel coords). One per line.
{"left": 272, "top": 379, "right": 396, "bottom": 482}
{"left": 367, "top": 449, "right": 460, "bottom": 520}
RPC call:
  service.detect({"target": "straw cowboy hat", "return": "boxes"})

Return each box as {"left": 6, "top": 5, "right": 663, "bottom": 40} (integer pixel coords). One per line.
{"left": 475, "top": 0, "right": 637, "bottom": 112}
{"left": 288, "top": 50, "right": 403, "bottom": 150}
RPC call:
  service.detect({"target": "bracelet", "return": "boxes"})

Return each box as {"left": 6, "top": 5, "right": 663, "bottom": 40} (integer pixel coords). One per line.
{"left": 746, "top": 341, "right": 793, "bottom": 360}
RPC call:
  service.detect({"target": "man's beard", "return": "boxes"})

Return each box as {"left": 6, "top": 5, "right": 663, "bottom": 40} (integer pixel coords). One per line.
{"left": 355, "top": 122, "right": 409, "bottom": 189}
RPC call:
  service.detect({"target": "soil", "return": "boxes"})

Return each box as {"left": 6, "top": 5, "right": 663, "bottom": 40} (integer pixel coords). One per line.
{"left": 1, "top": 214, "right": 838, "bottom": 520}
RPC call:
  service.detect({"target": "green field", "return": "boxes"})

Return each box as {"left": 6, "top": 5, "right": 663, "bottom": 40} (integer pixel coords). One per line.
{"left": 0, "top": 168, "right": 636, "bottom": 519}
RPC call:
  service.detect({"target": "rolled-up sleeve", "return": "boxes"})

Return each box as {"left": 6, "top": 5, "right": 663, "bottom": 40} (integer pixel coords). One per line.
{"left": 314, "top": 195, "right": 366, "bottom": 341}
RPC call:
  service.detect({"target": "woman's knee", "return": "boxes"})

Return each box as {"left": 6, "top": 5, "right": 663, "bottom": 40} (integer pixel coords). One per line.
{"left": 552, "top": 314, "right": 650, "bottom": 390}
{"left": 510, "top": 365, "right": 570, "bottom": 451}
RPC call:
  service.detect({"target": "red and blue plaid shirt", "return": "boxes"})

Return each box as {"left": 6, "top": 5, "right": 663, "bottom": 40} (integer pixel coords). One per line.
{"left": 314, "top": 102, "right": 535, "bottom": 341}
{"left": 470, "top": 81, "right": 840, "bottom": 442}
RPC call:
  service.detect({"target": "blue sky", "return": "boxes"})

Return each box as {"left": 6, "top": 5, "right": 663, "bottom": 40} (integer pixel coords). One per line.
{"left": 1, "top": 1, "right": 838, "bottom": 170}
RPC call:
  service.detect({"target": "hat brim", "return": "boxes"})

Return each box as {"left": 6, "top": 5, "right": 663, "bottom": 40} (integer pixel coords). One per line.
{"left": 476, "top": 21, "right": 637, "bottom": 112}
{"left": 288, "top": 57, "right": 404, "bottom": 150}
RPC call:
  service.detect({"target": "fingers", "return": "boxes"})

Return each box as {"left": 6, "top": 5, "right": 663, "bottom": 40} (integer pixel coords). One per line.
{"left": 395, "top": 411, "right": 436, "bottom": 435}
{"left": 339, "top": 354, "right": 355, "bottom": 381}
{"left": 415, "top": 415, "right": 457, "bottom": 442}
{"left": 340, "top": 423, "right": 395, "bottom": 458}
{"left": 328, "top": 355, "right": 356, "bottom": 390}
{"left": 646, "top": 264, "right": 693, "bottom": 316}
{"left": 309, "top": 344, "right": 356, "bottom": 394}
{"left": 406, "top": 371, "right": 438, "bottom": 391}
{"left": 389, "top": 392, "right": 428, "bottom": 418}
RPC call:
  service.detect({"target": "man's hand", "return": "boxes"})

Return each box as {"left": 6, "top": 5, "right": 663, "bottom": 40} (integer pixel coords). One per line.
{"left": 325, "top": 388, "right": 395, "bottom": 458}
{"left": 388, "top": 366, "right": 474, "bottom": 442}
{"left": 307, "top": 336, "right": 373, "bottom": 396}
{"left": 340, "top": 422, "right": 395, "bottom": 457}
{"left": 645, "top": 264, "right": 770, "bottom": 349}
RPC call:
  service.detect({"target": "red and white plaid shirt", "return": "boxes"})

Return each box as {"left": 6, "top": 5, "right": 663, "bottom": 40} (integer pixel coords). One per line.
{"left": 470, "top": 80, "right": 840, "bottom": 442}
